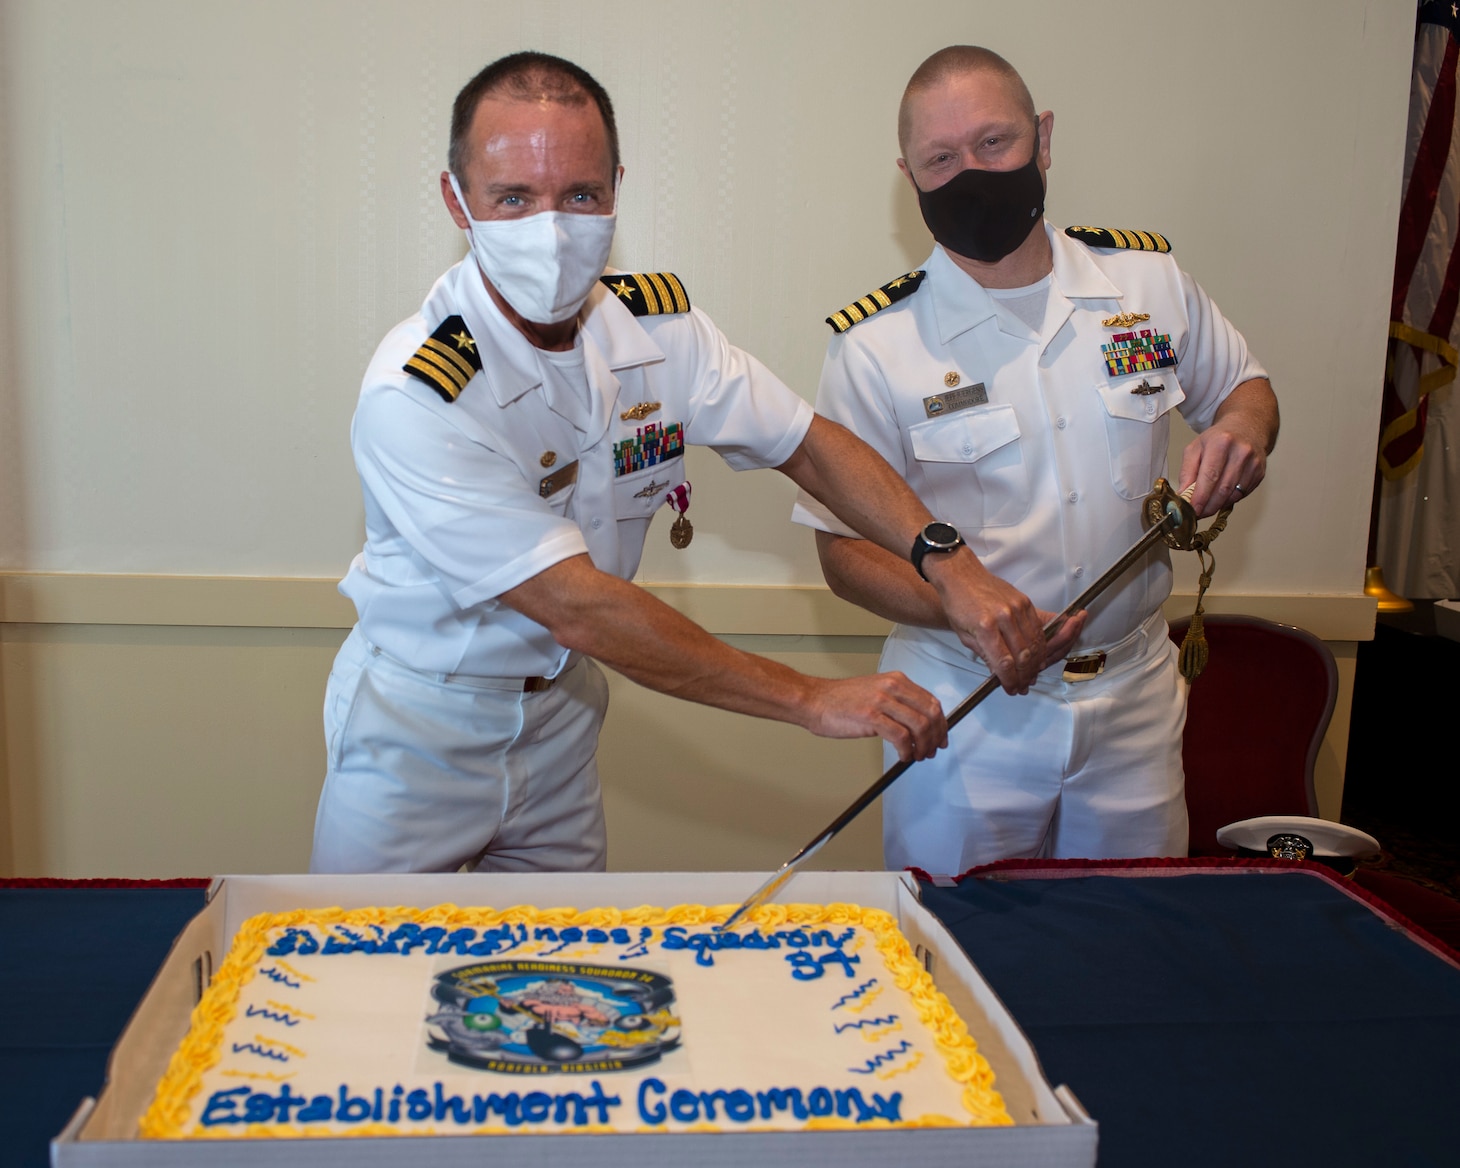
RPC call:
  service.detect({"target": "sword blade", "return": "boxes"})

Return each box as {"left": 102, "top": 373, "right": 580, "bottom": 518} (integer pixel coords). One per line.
{"left": 719, "top": 508, "right": 1180, "bottom": 931}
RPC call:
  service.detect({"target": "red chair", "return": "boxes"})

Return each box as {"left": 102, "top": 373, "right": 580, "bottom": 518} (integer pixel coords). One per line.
{"left": 1167, "top": 614, "right": 1336, "bottom": 856}
{"left": 1169, "top": 615, "right": 1460, "bottom": 951}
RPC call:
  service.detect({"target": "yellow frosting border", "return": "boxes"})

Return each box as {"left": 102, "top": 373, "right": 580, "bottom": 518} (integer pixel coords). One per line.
{"left": 139, "top": 902, "right": 1012, "bottom": 1139}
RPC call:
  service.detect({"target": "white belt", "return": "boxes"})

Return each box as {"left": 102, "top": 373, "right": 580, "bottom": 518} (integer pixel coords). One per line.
{"left": 364, "top": 640, "right": 562, "bottom": 693}
{"left": 1061, "top": 611, "right": 1163, "bottom": 684}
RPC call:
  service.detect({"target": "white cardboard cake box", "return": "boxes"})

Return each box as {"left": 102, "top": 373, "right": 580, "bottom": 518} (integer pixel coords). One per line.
{"left": 52, "top": 870, "right": 1097, "bottom": 1167}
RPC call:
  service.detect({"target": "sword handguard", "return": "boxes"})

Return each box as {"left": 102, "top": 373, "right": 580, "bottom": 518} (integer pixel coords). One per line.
{"left": 1144, "top": 477, "right": 1199, "bottom": 549}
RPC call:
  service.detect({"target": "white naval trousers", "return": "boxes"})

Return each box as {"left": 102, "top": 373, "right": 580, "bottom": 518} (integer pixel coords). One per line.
{"left": 310, "top": 627, "right": 610, "bottom": 874}
{"left": 880, "top": 612, "right": 1188, "bottom": 875}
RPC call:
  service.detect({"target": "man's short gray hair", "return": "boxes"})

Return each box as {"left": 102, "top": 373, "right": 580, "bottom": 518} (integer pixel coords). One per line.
{"left": 898, "top": 46, "right": 1035, "bottom": 156}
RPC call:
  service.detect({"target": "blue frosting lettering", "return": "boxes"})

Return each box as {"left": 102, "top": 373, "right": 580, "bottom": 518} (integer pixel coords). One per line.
{"left": 638, "top": 1078, "right": 667, "bottom": 1124}
{"left": 756, "top": 1087, "right": 808, "bottom": 1120}
{"left": 296, "top": 1094, "right": 332, "bottom": 1123}
{"left": 242, "top": 1092, "right": 276, "bottom": 1124}
{"left": 265, "top": 928, "right": 319, "bottom": 957}
{"left": 388, "top": 1085, "right": 403, "bottom": 1123}
{"left": 871, "top": 1092, "right": 903, "bottom": 1122}
{"left": 405, "top": 1088, "right": 431, "bottom": 1121}
{"left": 272, "top": 1084, "right": 305, "bottom": 1123}
{"left": 472, "top": 1092, "right": 521, "bottom": 1126}
{"left": 434, "top": 1082, "right": 469, "bottom": 1124}
{"left": 669, "top": 1088, "right": 700, "bottom": 1122}
{"left": 723, "top": 1088, "right": 755, "bottom": 1122}
{"left": 469, "top": 925, "right": 517, "bottom": 956}
{"left": 521, "top": 1092, "right": 553, "bottom": 1123}
{"left": 433, "top": 927, "right": 479, "bottom": 956}
{"left": 336, "top": 1086, "right": 373, "bottom": 1122}
{"left": 808, "top": 1087, "right": 834, "bottom": 1117}
{"left": 580, "top": 1080, "right": 620, "bottom": 1125}
{"left": 786, "top": 948, "right": 862, "bottom": 981}
{"left": 199, "top": 1087, "right": 249, "bottom": 1126}
{"left": 322, "top": 927, "right": 371, "bottom": 955}
{"left": 385, "top": 923, "right": 429, "bottom": 954}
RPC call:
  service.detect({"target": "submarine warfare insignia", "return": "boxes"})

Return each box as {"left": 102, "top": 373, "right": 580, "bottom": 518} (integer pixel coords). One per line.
{"left": 1101, "top": 328, "right": 1177, "bottom": 378}
{"left": 539, "top": 460, "right": 579, "bottom": 499}
{"left": 666, "top": 482, "right": 693, "bottom": 549}
{"left": 621, "top": 401, "right": 662, "bottom": 422}
{"left": 1065, "top": 225, "right": 1172, "bottom": 252}
{"left": 923, "top": 382, "right": 988, "bottom": 418}
{"left": 600, "top": 273, "right": 692, "bottom": 316}
{"left": 1102, "top": 312, "right": 1151, "bottom": 329}
{"left": 403, "top": 315, "right": 484, "bottom": 403}
{"left": 826, "top": 270, "right": 926, "bottom": 333}
{"left": 426, "top": 960, "right": 680, "bottom": 1073}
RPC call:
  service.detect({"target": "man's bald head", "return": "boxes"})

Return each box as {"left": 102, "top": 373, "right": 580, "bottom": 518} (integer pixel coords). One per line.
{"left": 898, "top": 46, "right": 1035, "bottom": 157}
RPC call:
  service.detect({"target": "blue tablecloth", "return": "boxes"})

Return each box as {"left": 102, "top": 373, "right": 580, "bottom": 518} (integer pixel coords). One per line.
{"left": 2, "top": 886, "right": 207, "bottom": 1168}
{"left": 919, "top": 865, "right": 1460, "bottom": 1167}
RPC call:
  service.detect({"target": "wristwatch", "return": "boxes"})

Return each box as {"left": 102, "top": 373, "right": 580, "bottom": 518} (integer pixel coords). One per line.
{"left": 910, "top": 521, "right": 965, "bottom": 581}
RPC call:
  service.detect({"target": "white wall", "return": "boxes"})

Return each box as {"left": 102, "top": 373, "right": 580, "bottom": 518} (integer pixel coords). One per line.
{"left": 0, "top": 0, "right": 1416, "bottom": 877}
{"left": 1, "top": 0, "right": 1413, "bottom": 592}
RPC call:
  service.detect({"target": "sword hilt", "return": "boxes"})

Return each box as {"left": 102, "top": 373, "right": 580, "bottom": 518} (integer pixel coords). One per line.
{"left": 1143, "top": 478, "right": 1200, "bottom": 550}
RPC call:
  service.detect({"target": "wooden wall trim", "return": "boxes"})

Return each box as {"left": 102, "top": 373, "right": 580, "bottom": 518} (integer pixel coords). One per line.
{"left": 0, "top": 572, "right": 1378, "bottom": 641}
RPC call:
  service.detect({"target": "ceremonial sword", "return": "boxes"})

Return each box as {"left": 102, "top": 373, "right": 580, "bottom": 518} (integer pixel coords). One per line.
{"left": 720, "top": 478, "right": 1201, "bottom": 931}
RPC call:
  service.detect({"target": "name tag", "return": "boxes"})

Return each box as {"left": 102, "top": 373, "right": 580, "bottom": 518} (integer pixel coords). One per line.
{"left": 922, "top": 383, "right": 988, "bottom": 418}
{"left": 539, "top": 460, "right": 579, "bottom": 498}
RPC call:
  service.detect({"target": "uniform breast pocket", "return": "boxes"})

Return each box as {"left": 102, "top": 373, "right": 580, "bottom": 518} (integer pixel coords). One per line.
{"left": 612, "top": 468, "right": 673, "bottom": 520}
{"left": 907, "top": 403, "right": 1031, "bottom": 528}
{"left": 1096, "top": 375, "right": 1187, "bottom": 500}
{"left": 538, "top": 459, "right": 580, "bottom": 513}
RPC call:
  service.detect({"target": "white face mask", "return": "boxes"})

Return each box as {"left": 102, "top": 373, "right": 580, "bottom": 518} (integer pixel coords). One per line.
{"left": 449, "top": 173, "right": 617, "bottom": 324}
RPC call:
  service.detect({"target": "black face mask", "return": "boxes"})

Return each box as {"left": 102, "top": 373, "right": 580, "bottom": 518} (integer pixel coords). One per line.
{"left": 914, "top": 129, "right": 1044, "bottom": 263}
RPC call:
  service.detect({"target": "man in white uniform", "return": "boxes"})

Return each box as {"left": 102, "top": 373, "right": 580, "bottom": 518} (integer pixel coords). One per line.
{"left": 794, "top": 46, "right": 1279, "bottom": 874}
{"left": 312, "top": 52, "right": 1080, "bottom": 874}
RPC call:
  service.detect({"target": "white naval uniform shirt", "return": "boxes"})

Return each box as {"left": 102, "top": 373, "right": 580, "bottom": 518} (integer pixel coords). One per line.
{"left": 793, "top": 225, "right": 1267, "bottom": 657}
{"left": 342, "top": 259, "right": 812, "bottom": 678}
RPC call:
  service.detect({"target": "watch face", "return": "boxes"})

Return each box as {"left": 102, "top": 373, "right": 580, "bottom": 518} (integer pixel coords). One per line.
{"left": 923, "top": 522, "right": 961, "bottom": 548}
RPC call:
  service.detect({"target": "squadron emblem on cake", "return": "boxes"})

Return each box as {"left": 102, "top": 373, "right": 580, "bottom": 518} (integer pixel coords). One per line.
{"left": 426, "top": 960, "right": 681, "bottom": 1073}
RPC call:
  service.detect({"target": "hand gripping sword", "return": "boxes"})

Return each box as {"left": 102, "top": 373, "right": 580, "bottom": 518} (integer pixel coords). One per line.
{"left": 720, "top": 478, "right": 1202, "bottom": 931}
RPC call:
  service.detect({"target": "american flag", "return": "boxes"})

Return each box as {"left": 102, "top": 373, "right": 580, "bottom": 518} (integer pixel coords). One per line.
{"left": 1383, "top": 3, "right": 1460, "bottom": 478}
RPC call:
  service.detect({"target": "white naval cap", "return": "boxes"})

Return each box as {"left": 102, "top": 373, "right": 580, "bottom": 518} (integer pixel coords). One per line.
{"left": 1216, "top": 815, "right": 1381, "bottom": 867}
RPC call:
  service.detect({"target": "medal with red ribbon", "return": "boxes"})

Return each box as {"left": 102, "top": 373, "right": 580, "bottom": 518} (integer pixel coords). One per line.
{"left": 666, "top": 481, "right": 693, "bottom": 549}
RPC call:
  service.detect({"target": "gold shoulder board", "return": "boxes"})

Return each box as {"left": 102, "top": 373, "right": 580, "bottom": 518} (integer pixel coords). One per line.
{"left": 600, "top": 272, "right": 692, "bottom": 316}
{"left": 826, "top": 270, "right": 926, "bottom": 334}
{"left": 402, "top": 314, "right": 482, "bottom": 403}
{"left": 1064, "top": 226, "right": 1172, "bottom": 253}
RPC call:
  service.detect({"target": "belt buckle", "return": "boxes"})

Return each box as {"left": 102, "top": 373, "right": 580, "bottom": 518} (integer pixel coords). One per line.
{"left": 523, "top": 676, "right": 556, "bottom": 694}
{"left": 1062, "top": 651, "right": 1107, "bottom": 683}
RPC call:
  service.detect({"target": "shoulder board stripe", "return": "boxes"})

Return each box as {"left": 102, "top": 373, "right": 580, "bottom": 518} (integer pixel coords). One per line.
{"left": 600, "top": 272, "right": 691, "bottom": 316}
{"left": 402, "top": 314, "right": 482, "bottom": 403}
{"left": 826, "top": 270, "right": 926, "bottom": 334}
{"left": 404, "top": 355, "right": 464, "bottom": 402}
{"left": 1064, "top": 225, "right": 1172, "bottom": 253}
{"left": 421, "top": 337, "right": 475, "bottom": 381}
